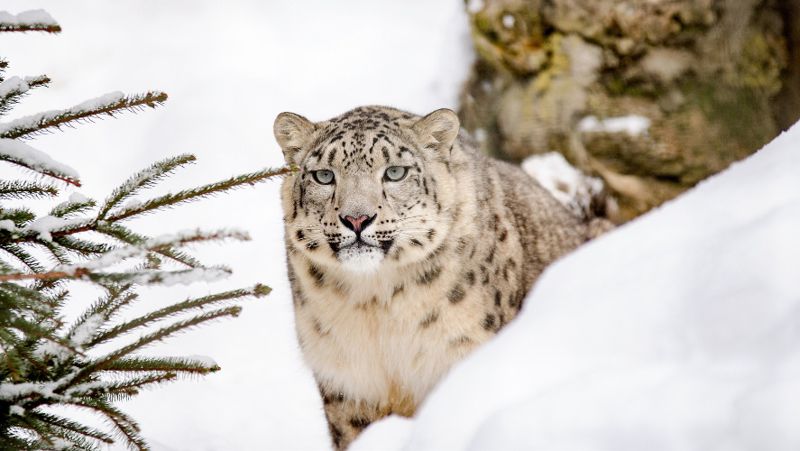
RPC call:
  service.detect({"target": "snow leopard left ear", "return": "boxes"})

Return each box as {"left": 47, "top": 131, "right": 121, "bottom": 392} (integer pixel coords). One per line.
{"left": 412, "top": 108, "right": 460, "bottom": 157}
{"left": 274, "top": 112, "right": 317, "bottom": 165}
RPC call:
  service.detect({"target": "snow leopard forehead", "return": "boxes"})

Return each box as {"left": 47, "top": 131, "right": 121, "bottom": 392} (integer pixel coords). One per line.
{"left": 301, "top": 106, "right": 425, "bottom": 173}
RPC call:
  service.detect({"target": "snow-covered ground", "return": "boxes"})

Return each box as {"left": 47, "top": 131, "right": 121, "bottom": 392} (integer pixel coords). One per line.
{"left": 352, "top": 121, "right": 800, "bottom": 451}
{"left": 1, "top": 2, "right": 472, "bottom": 450}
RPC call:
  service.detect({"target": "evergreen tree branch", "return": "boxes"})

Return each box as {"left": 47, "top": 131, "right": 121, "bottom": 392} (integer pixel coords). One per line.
{"left": 0, "top": 138, "right": 81, "bottom": 186}
{"left": 103, "top": 356, "right": 220, "bottom": 374}
{"left": 106, "top": 166, "right": 294, "bottom": 221}
{"left": 89, "top": 284, "right": 270, "bottom": 346}
{"left": 62, "top": 306, "right": 241, "bottom": 389}
{"left": 0, "top": 91, "right": 167, "bottom": 139}
{"left": 0, "top": 180, "right": 58, "bottom": 199}
{"left": 0, "top": 23, "right": 61, "bottom": 34}
{"left": 0, "top": 243, "right": 46, "bottom": 273}
{"left": 29, "top": 411, "right": 114, "bottom": 445}
{"left": 0, "top": 75, "right": 50, "bottom": 114}
{"left": 66, "top": 285, "right": 136, "bottom": 339}
{"left": 96, "top": 223, "right": 201, "bottom": 268}
{"left": 97, "top": 154, "right": 196, "bottom": 219}
{"left": 65, "top": 399, "right": 147, "bottom": 451}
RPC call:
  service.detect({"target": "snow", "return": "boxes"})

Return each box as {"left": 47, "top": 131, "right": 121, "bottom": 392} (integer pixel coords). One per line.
{"left": 467, "top": 0, "right": 484, "bottom": 14}
{"left": 69, "top": 91, "right": 125, "bottom": 112}
{"left": 0, "top": 76, "right": 30, "bottom": 97}
{"left": 351, "top": 416, "right": 413, "bottom": 451}
{"left": 68, "top": 313, "right": 104, "bottom": 347}
{"left": 129, "top": 267, "right": 231, "bottom": 286}
{"left": 353, "top": 121, "right": 800, "bottom": 450}
{"left": 0, "top": 219, "right": 17, "bottom": 232}
{"left": 0, "top": 138, "right": 79, "bottom": 179}
{"left": 0, "top": 9, "right": 57, "bottom": 26}
{"left": 68, "top": 192, "right": 89, "bottom": 203}
{"left": 522, "top": 151, "right": 604, "bottom": 219}
{"left": 578, "top": 114, "right": 651, "bottom": 136}
{"left": 24, "top": 214, "right": 87, "bottom": 241}
{"left": 182, "top": 355, "right": 219, "bottom": 369}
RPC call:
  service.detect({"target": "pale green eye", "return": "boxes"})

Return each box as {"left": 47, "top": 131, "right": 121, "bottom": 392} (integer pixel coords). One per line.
{"left": 312, "top": 169, "right": 335, "bottom": 185}
{"left": 384, "top": 166, "right": 408, "bottom": 182}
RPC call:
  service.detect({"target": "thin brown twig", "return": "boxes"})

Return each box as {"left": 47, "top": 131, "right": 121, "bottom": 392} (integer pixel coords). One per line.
{"left": 0, "top": 268, "right": 88, "bottom": 282}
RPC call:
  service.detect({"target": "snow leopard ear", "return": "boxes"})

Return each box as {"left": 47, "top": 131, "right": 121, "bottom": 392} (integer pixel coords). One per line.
{"left": 274, "top": 112, "right": 317, "bottom": 165}
{"left": 412, "top": 108, "right": 460, "bottom": 157}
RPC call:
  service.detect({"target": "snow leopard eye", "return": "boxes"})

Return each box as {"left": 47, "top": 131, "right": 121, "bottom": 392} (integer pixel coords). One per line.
{"left": 312, "top": 169, "right": 335, "bottom": 185}
{"left": 384, "top": 166, "right": 408, "bottom": 182}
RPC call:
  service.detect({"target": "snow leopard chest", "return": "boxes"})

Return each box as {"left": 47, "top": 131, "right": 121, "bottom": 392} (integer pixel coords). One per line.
{"left": 291, "top": 257, "right": 499, "bottom": 408}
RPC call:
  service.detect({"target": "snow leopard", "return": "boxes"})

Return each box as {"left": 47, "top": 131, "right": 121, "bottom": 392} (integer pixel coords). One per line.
{"left": 274, "top": 106, "right": 591, "bottom": 450}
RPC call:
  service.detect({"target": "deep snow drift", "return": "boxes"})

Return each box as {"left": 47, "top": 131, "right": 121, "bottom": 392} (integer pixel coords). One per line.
{"left": 353, "top": 121, "right": 800, "bottom": 451}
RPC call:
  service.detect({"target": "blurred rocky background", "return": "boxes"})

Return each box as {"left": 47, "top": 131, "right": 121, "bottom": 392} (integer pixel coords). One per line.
{"left": 459, "top": 0, "right": 800, "bottom": 222}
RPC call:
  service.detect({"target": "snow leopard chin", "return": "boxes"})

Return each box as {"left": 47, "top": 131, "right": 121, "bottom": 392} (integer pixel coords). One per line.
{"left": 336, "top": 243, "right": 384, "bottom": 273}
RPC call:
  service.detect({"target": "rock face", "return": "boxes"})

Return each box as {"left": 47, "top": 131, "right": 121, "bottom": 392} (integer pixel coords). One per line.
{"left": 460, "top": 0, "right": 799, "bottom": 221}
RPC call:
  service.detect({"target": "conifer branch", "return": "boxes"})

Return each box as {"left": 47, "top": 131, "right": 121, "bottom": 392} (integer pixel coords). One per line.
{"left": 0, "top": 23, "right": 61, "bottom": 34}
{"left": 0, "top": 138, "right": 81, "bottom": 186}
{"left": 1, "top": 27, "right": 276, "bottom": 449}
{"left": 0, "top": 156, "right": 82, "bottom": 186}
{"left": 103, "top": 356, "right": 221, "bottom": 374}
{"left": 0, "top": 91, "right": 168, "bottom": 139}
{"left": 0, "top": 75, "right": 50, "bottom": 114}
{"left": 61, "top": 306, "right": 241, "bottom": 391}
{"left": 89, "top": 284, "right": 270, "bottom": 346}
{"left": 0, "top": 180, "right": 58, "bottom": 199}
{"left": 29, "top": 411, "right": 115, "bottom": 445}
{"left": 106, "top": 165, "right": 294, "bottom": 221}
{"left": 65, "top": 400, "right": 147, "bottom": 451}
{"left": 98, "top": 154, "right": 196, "bottom": 219}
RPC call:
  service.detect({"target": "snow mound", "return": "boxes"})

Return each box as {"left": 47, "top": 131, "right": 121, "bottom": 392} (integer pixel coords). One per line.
{"left": 352, "top": 120, "right": 800, "bottom": 451}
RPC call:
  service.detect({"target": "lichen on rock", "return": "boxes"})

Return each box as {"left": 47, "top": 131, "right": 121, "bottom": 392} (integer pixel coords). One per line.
{"left": 460, "top": 0, "right": 795, "bottom": 222}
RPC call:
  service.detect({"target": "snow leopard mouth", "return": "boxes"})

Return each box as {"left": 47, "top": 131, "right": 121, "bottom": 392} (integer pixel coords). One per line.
{"left": 331, "top": 238, "right": 393, "bottom": 255}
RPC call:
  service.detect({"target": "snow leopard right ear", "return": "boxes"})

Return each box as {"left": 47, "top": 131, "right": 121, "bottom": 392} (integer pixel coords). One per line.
{"left": 274, "top": 112, "right": 317, "bottom": 165}
{"left": 412, "top": 108, "right": 460, "bottom": 158}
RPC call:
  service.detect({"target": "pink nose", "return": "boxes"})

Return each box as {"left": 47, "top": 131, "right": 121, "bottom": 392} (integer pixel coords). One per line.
{"left": 340, "top": 214, "right": 374, "bottom": 233}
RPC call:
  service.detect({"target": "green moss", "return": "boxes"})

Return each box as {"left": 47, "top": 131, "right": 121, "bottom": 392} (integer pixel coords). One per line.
{"left": 734, "top": 32, "right": 785, "bottom": 95}
{"left": 680, "top": 79, "right": 775, "bottom": 161}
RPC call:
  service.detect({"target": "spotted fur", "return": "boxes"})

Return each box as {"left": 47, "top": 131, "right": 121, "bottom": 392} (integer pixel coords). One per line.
{"left": 275, "top": 106, "right": 588, "bottom": 450}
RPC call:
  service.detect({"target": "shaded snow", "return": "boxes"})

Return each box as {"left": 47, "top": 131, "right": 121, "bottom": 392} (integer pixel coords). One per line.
{"left": 68, "top": 313, "right": 104, "bottom": 347}
{"left": 354, "top": 120, "right": 800, "bottom": 451}
{"left": 0, "top": 76, "right": 30, "bottom": 97}
{"left": 0, "top": 9, "right": 57, "bottom": 26}
{"left": 578, "top": 114, "right": 651, "bottom": 136}
{"left": 522, "top": 151, "right": 605, "bottom": 219}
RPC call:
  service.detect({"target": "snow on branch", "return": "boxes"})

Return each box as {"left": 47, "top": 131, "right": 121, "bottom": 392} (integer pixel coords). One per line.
{"left": 0, "top": 91, "right": 168, "bottom": 139}
{"left": 0, "top": 75, "right": 50, "bottom": 114}
{"left": 0, "top": 10, "right": 61, "bottom": 34}
{"left": 0, "top": 138, "right": 81, "bottom": 186}
{"left": 0, "top": 229, "right": 248, "bottom": 282}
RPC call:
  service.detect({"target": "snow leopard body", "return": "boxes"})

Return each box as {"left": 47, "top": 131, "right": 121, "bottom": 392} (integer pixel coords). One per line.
{"left": 274, "top": 106, "right": 589, "bottom": 450}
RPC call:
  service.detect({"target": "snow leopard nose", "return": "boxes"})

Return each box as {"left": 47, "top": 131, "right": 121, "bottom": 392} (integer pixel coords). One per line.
{"left": 340, "top": 214, "right": 376, "bottom": 234}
